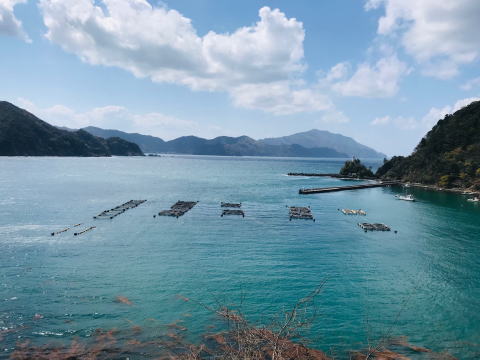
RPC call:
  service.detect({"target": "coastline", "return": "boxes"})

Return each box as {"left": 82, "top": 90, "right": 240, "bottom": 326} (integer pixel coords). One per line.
{"left": 399, "top": 182, "right": 480, "bottom": 197}
{"left": 290, "top": 171, "right": 480, "bottom": 198}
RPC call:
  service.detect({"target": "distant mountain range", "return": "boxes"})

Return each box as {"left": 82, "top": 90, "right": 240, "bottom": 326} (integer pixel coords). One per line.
{"left": 260, "top": 129, "right": 385, "bottom": 158}
{"left": 0, "top": 100, "right": 385, "bottom": 158}
{"left": 84, "top": 127, "right": 385, "bottom": 158}
{"left": 0, "top": 102, "right": 144, "bottom": 156}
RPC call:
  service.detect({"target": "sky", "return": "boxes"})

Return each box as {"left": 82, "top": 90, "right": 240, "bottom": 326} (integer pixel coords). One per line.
{"left": 1, "top": 0, "right": 479, "bottom": 156}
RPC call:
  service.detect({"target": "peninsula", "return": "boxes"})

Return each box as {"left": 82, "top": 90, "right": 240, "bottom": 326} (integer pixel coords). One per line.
{"left": 0, "top": 102, "right": 144, "bottom": 157}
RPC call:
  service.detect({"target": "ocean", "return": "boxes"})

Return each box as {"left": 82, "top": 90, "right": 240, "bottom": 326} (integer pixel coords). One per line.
{"left": 1, "top": 155, "right": 479, "bottom": 358}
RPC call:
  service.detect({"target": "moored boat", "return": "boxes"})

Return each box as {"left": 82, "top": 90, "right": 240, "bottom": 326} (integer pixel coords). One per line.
{"left": 396, "top": 194, "right": 415, "bottom": 202}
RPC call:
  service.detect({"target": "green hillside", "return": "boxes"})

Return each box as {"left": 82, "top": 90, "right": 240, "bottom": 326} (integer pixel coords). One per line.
{"left": 376, "top": 101, "right": 480, "bottom": 190}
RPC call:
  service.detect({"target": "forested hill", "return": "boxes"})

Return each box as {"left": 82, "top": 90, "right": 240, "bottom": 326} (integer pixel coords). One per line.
{"left": 376, "top": 100, "right": 480, "bottom": 189}
{"left": 0, "top": 101, "right": 144, "bottom": 157}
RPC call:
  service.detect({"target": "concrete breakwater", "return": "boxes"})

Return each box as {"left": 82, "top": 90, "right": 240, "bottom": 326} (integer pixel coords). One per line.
{"left": 288, "top": 173, "right": 377, "bottom": 180}
{"left": 299, "top": 182, "right": 398, "bottom": 194}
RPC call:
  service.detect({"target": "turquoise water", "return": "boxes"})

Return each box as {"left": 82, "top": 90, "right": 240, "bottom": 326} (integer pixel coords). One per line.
{"left": 1, "top": 156, "right": 479, "bottom": 358}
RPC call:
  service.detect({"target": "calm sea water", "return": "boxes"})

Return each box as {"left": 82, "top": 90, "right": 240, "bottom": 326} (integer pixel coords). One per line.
{"left": 1, "top": 156, "right": 479, "bottom": 358}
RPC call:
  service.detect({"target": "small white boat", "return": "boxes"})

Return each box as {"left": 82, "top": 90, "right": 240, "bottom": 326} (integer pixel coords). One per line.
{"left": 467, "top": 197, "right": 480, "bottom": 203}
{"left": 396, "top": 194, "right": 415, "bottom": 202}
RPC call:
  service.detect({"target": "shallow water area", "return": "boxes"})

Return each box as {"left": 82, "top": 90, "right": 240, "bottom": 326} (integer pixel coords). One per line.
{"left": 0, "top": 155, "right": 479, "bottom": 359}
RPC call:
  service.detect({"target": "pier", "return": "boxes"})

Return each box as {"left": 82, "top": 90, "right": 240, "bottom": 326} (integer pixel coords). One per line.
{"left": 299, "top": 182, "right": 398, "bottom": 194}
{"left": 288, "top": 173, "right": 377, "bottom": 180}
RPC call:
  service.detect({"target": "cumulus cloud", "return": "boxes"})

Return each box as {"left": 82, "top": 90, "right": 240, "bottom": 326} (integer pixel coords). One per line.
{"left": 421, "top": 97, "right": 480, "bottom": 127}
{"left": 17, "top": 98, "right": 221, "bottom": 140}
{"left": 0, "top": 0, "right": 30, "bottom": 41}
{"left": 370, "top": 115, "right": 390, "bottom": 126}
{"left": 370, "top": 97, "right": 480, "bottom": 130}
{"left": 366, "top": 0, "right": 480, "bottom": 78}
{"left": 320, "top": 109, "right": 350, "bottom": 124}
{"left": 461, "top": 77, "right": 480, "bottom": 91}
{"left": 38, "top": 0, "right": 326, "bottom": 115}
{"left": 230, "top": 81, "right": 331, "bottom": 115}
{"left": 328, "top": 55, "right": 409, "bottom": 98}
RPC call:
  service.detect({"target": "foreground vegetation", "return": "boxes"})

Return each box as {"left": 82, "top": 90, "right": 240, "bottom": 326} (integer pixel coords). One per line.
{"left": 7, "top": 286, "right": 460, "bottom": 360}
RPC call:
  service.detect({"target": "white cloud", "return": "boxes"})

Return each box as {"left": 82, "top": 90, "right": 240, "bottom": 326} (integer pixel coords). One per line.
{"left": 0, "top": 0, "right": 30, "bottom": 41}
{"left": 38, "top": 0, "right": 327, "bottom": 115}
{"left": 320, "top": 109, "right": 350, "bottom": 124}
{"left": 370, "top": 115, "right": 416, "bottom": 129}
{"left": 421, "top": 96, "right": 480, "bottom": 127}
{"left": 366, "top": 0, "right": 480, "bottom": 79}
{"left": 370, "top": 115, "right": 390, "bottom": 126}
{"left": 370, "top": 97, "right": 480, "bottom": 131}
{"left": 328, "top": 55, "right": 409, "bottom": 98}
{"left": 461, "top": 77, "right": 480, "bottom": 91}
{"left": 230, "top": 81, "right": 331, "bottom": 115}
{"left": 16, "top": 98, "right": 222, "bottom": 140}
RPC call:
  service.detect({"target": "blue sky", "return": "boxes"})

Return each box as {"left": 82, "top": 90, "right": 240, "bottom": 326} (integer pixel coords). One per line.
{"left": 1, "top": 0, "right": 479, "bottom": 155}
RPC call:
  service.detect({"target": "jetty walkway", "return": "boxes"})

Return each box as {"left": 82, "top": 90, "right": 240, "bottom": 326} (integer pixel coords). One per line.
{"left": 299, "top": 182, "right": 398, "bottom": 194}
{"left": 288, "top": 173, "right": 377, "bottom": 180}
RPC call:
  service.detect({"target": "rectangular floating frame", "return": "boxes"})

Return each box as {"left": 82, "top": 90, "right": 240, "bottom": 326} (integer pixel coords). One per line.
{"left": 158, "top": 201, "right": 198, "bottom": 218}
{"left": 221, "top": 209, "right": 245, "bottom": 217}
{"left": 340, "top": 209, "right": 367, "bottom": 216}
{"left": 74, "top": 226, "right": 96, "bottom": 236}
{"left": 289, "top": 206, "right": 315, "bottom": 221}
{"left": 358, "top": 222, "right": 391, "bottom": 231}
{"left": 221, "top": 202, "right": 242, "bottom": 208}
{"left": 94, "top": 200, "right": 147, "bottom": 220}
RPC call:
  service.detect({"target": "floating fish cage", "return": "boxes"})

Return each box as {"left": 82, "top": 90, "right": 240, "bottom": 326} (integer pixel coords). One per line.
{"left": 289, "top": 206, "right": 315, "bottom": 221}
{"left": 221, "top": 202, "right": 242, "bottom": 208}
{"left": 51, "top": 223, "right": 82, "bottom": 236}
{"left": 221, "top": 209, "right": 245, "bottom": 217}
{"left": 340, "top": 209, "right": 367, "bottom": 216}
{"left": 94, "top": 200, "right": 146, "bottom": 220}
{"left": 158, "top": 201, "right": 198, "bottom": 218}
{"left": 358, "top": 222, "right": 390, "bottom": 231}
{"left": 74, "top": 226, "right": 96, "bottom": 236}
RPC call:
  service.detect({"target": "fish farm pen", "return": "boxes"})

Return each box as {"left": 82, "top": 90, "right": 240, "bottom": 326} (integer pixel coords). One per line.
{"left": 358, "top": 223, "right": 391, "bottom": 232}
{"left": 221, "top": 202, "right": 242, "bottom": 208}
{"left": 220, "top": 202, "right": 244, "bottom": 217}
{"left": 51, "top": 223, "right": 82, "bottom": 236}
{"left": 340, "top": 209, "right": 367, "bottom": 216}
{"left": 74, "top": 226, "right": 96, "bottom": 236}
{"left": 158, "top": 201, "right": 198, "bottom": 218}
{"left": 94, "top": 200, "right": 147, "bottom": 219}
{"left": 289, "top": 206, "right": 315, "bottom": 221}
